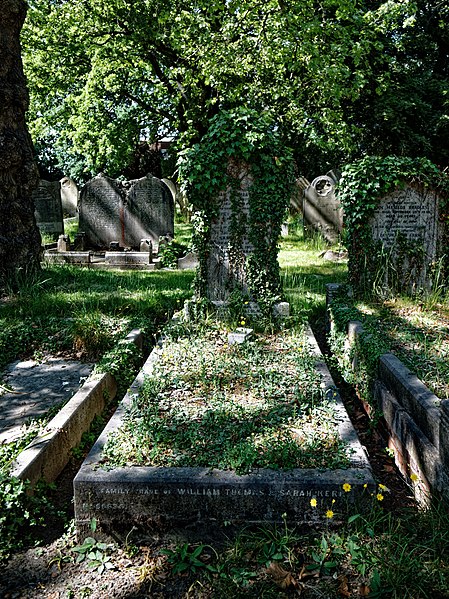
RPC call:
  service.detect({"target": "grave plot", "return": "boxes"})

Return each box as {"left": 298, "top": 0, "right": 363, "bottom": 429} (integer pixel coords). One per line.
{"left": 74, "top": 321, "right": 374, "bottom": 541}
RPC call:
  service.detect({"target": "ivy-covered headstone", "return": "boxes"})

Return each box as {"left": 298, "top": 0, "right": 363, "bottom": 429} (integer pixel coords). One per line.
{"left": 179, "top": 109, "right": 296, "bottom": 312}
{"left": 339, "top": 156, "right": 449, "bottom": 296}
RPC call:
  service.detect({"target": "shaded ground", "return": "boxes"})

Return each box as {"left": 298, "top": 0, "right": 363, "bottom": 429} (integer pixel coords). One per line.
{"left": 0, "top": 321, "right": 416, "bottom": 599}
{"left": 0, "top": 359, "right": 92, "bottom": 443}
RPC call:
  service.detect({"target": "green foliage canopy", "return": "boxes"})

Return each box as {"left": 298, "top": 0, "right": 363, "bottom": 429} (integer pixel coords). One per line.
{"left": 22, "top": 0, "right": 449, "bottom": 180}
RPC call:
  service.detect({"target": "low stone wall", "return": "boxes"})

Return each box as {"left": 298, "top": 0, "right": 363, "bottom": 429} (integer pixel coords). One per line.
{"left": 74, "top": 325, "right": 375, "bottom": 542}
{"left": 10, "top": 329, "right": 144, "bottom": 488}
{"left": 326, "top": 284, "right": 449, "bottom": 504}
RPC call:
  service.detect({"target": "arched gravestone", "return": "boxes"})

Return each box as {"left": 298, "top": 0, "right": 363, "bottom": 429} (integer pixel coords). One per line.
{"left": 60, "top": 176, "right": 79, "bottom": 216}
{"left": 79, "top": 174, "right": 124, "bottom": 249}
{"left": 126, "top": 175, "right": 174, "bottom": 251}
{"left": 33, "top": 180, "right": 64, "bottom": 237}
{"left": 301, "top": 173, "right": 343, "bottom": 243}
{"left": 78, "top": 174, "right": 174, "bottom": 250}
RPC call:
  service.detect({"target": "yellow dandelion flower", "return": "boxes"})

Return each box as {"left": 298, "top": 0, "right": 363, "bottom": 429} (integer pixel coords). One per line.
{"left": 410, "top": 473, "right": 419, "bottom": 482}
{"left": 363, "top": 483, "right": 368, "bottom": 489}
{"left": 240, "top": 320, "right": 246, "bottom": 326}
{"left": 310, "top": 498, "right": 317, "bottom": 508}
{"left": 343, "top": 483, "right": 352, "bottom": 493}
{"left": 378, "top": 483, "right": 387, "bottom": 491}
{"left": 332, "top": 499, "right": 336, "bottom": 504}
{"left": 376, "top": 493, "right": 384, "bottom": 501}
{"left": 326, "top": 510, "right": 334, "bottom": 519}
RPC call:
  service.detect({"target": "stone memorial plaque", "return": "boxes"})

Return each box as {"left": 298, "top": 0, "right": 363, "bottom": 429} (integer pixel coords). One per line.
{"left": 369, "top": 185, "right": 441, "bottom": 289}
{"left": 206, "top": 168, "right": 254, "bottom": 301}
{"left": 33, "top": 180, "right": 64, "bottom": 236}
{"left": 126, "top": 176, "right": 174, "bottom": 251}
{"left": 370, "top": 186, "right": 439, "bottom": 254}
{"left": 79, "top": 174, "right": 125, "bottom": 249}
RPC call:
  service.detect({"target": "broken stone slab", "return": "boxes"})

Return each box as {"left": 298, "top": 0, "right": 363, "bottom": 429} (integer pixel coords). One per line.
{"left": 228, "top": 327, "right": 254, "bottom": 345}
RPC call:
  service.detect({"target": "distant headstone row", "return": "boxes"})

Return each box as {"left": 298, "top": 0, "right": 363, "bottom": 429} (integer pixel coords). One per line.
{"left": 78, "top": 174, "right": 174, "bottom": 251}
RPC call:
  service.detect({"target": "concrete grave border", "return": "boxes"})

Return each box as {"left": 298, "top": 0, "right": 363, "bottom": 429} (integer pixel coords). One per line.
{"left": 326, "top": 283, "right": 449, "bottom": 504}
{"left": 74, "top": 324, "right": 375, "bottom": 541}
{"left": 10, "top": 329, "right": 143, "bottom": 488}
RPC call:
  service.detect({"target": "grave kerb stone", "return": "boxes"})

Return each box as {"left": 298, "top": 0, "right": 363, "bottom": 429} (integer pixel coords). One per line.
{"left": 74, "top": 324, "right": 374, "bottom": 540}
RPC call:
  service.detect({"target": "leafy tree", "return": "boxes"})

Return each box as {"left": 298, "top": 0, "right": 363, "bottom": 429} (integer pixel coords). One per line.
{"left": 0, "top": 0, "right": 41, "bottom": 285}
{"left": 22, "top": 0, "right": 449, "bottom": 182}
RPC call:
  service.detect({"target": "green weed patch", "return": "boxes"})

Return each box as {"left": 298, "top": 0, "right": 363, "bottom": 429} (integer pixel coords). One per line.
{"left": 102, "top": 324, "right": 350, "bottom": 473}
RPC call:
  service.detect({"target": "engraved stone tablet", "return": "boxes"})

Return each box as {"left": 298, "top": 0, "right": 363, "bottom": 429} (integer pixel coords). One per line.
{"left": 368, "top": 184, "right": 441, "bottom": 290}
{"left": 79, "top": 174, "right": 124, "bottom": 249}
{"left": 126, "top": 176, "right": 174, "bottom": 251}
{"left": 79, "top": 174, "right": 174, "bottom": 250}
{"left": 33, "top": 180, "right": 64, "bottom": 236}
{"left": 206, "top": 165, "right": 254, "bottom": 301}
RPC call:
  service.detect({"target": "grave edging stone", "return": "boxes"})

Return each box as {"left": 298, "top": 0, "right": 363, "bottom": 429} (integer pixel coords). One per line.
{"left": 73, "top": 322, "right": 375, "bottom": 541}
{"left": 10, "top": 329, "right": 144, "bottom": 488}
{"left": 326, "top": 283, "right": 449, "bottom": 503}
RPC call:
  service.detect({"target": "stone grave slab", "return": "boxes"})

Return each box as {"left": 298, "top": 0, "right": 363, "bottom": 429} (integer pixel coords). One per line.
{"left": 0, "top": 358, "right": 92, "bottom": 444}
{"left": 74, "top": 326, "right": 374, "bottom": 540}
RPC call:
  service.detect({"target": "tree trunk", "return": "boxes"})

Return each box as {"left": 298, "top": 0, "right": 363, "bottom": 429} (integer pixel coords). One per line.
{"left": 0, "top": 0, "right": 41, "bottom": 286}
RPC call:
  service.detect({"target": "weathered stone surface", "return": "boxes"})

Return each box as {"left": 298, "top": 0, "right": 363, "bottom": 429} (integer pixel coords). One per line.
{"left": 126, "top": 176, "right": 174, "bottom": 251}
{"left": 206, "top": 165, "right": 254, "bottom": 301}
{"left": 177, "top": 251, "right": 199, "bottom": 270}
{"left": 79, "top": 174, "right": 124, "bottom": 249}
{"left": 302, "top": 174, "right": 343, "bottom": 243}
{"left": 74, "top": 325, "right": 374, "bottom": 540}
{"left": 60, "top": 176, "right": 78, "bottom": 216}
{"left": 44, "top": 250, "right": 91, "bottom": 265}
{"left": 11, "top": 373, "right": 116, "bottom": 487}
{"left": 378, "top": 353, "right": 441, "bottom": 449}
{"left": 78, "top": 174, "right": 173, "bottom": 250}
{"left": 368, "top": 184, "right": 442, "bottom": 291}
{"left": 33, "top": 180, "right": 64, "bottom": 236}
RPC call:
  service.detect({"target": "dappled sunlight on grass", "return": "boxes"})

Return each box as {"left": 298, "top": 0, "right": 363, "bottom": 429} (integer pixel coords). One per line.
{"left": 278, "top": 232, "right": 347, "bottom": 319}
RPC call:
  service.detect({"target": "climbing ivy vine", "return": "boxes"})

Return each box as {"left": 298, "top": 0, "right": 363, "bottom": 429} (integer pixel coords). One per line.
{"left": 338, "top": 156, "right": 449, "bottom": 296}
{"left": 178, "top": 108, "right": 296, "bottom": 311}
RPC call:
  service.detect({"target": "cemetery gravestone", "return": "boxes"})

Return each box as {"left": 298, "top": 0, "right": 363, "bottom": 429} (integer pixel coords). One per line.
{"left": 60, "top": 176, "right": 79, "bottom": 216}
{"left": 126, "top": 176, "right": 174, "bottom": 252}
{"left": 33, "top": 180, "right": 64, "bottom": 237}
{"left": 368, "top": 184, "right": 441, "bottom": 291}
{"left": 206, "top": 164, "right": 254, "bottom": 302}
{"left": 301, "top": 174, "right": 343, "bottom": 243}
{"left": 78, "top": 174, "right": 173, "bottom": 251}
{"left": 79, "top": 174, "right": 124, "bottom": 249}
